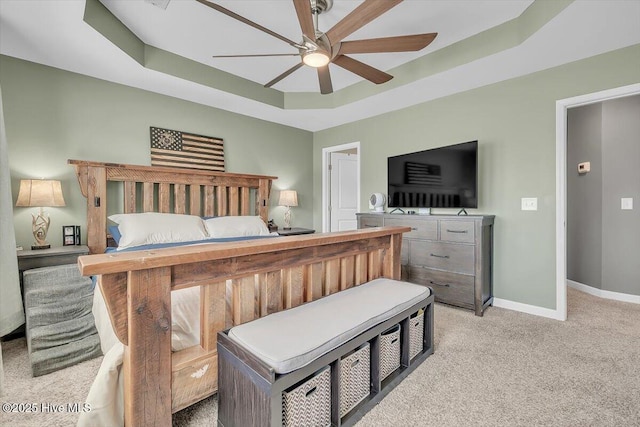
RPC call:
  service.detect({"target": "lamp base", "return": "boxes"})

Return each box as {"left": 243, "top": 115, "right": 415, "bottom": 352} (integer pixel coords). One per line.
{"left": 31, "top": 244, "right": 50, "bottom": 250}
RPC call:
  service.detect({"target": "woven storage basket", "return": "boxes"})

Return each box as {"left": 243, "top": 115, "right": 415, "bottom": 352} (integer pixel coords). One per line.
{"left": 339, "top": 342, "right": 370, "bottom": 418}
{"left": 379, "top": 324, "right": 401, "bottom": 381}
{"left": 409, "top": 310, "right": 424, "bottom": 360}
{"left": 282, "top": 366, "right": 331, "bottom": 427}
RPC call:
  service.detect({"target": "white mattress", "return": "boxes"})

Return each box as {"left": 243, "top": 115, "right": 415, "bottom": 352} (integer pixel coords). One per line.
{"left": 228, "top": 278, "right": 430, "bottom": 374}
{"left": 92, "top": 279, "right": 201, "bottom": 354}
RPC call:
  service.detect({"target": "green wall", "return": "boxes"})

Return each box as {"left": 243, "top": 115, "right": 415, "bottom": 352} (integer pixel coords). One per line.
{"left": 0, "top": 56, "right": 313, "bottom": 249}
{"left": 2, "top": 44, "right": 638, "bottom": 311}
{"left": 312, "top": 44, "right": 640, "bottom": 310}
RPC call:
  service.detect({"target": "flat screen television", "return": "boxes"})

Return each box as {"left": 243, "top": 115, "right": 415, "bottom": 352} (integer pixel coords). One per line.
{"left": 387, "top": 140, "right": 478, "bottom": 209}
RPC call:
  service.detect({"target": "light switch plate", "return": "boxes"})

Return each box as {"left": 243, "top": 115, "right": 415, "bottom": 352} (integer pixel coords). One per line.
{"left": 621, "top": 198, "right": 633, "bottom": 210}
{"left": 521, "top": 197, "right": 538, "bottom": 211}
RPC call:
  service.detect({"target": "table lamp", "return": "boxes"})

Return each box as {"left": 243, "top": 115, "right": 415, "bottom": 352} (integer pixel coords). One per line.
{"left": 15, "top": 179, "right": 66, "bottom": 249}
{"left": 278, "top": 190, "right": 298, "bottom": 230}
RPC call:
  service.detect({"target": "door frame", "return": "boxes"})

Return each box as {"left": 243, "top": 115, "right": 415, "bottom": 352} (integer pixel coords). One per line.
{"left": 555, "top": 83, "right": 640, "bottom": 321}
{"left": 322, "top": 142, "right": 361, "bottom": 232}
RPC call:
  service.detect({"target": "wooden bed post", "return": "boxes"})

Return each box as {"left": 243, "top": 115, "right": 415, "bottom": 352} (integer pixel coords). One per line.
{"left": 124, "top": 267, "right": 172, "bottom": 427}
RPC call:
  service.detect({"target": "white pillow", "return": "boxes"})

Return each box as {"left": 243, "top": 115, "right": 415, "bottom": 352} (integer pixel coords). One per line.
{"left": 108, "top": 213, "right": 208, "bottom": 250}
{"left": 204, "top": 216, "right": 271, "bottom": 238}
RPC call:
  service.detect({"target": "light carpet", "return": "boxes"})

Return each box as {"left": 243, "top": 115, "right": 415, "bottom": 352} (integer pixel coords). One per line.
{"left": 1, "top": 287, "right": 639, "bottom": 427}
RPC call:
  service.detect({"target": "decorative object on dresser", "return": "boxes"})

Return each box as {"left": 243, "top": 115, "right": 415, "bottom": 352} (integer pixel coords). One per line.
{"left": 279, "top": 189, "right": 298, "bottom": 229}
{"left": 150, "top": 126, "right": 224, "bottom": 171}
{"left": 370, "top": 192, "right": 386, "bottom": 212}
{"left": 358, "top": 213, "right": 494, "bottom": 316}
{"left": 15, "top": 179, "right": 66, "bottom": 250}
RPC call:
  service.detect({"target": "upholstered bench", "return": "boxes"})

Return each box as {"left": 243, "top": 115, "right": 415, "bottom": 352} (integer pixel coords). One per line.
{"left": 217, "top": 278, "right": 434, "bottom": 427}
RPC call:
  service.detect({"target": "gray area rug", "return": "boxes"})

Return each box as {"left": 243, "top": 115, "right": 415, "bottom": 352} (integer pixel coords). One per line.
{"left": 1, "top": 287, "right": 639, "bottom": 427}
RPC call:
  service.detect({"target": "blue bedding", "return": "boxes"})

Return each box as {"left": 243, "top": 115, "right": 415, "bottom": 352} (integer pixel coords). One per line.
{"left": 104, "top": 234, "right": 279, "bottom": 253}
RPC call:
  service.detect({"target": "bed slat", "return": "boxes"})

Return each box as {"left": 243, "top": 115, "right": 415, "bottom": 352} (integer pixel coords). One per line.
{"left": 159, "top": 183, "right": 171, "bottom": 213}
{"left": 200, "top": 281, "right": 226, "bottom": 351}
{"left": 204, "top": 186, "right": 215, "bottom": 217}
{"left": 283, "top": 266, "right": 304, "bottom": 308}
{"left": 229, "top": 187, "right": 239, "bottom": 216}
{"left": 258, "top": 271, "right": 282, "bottom": 316}
{"left": 189, "top": 185, "right": 201, "bottom": 216}
{"left": 143, "top": 182, "right": 154, "bottom": 212}
{"left": 174, "top": 184, "right": 186, "bottom": 214}
{"left": 340, "top": 256, "right": 355, "bottom": 290}
{"left": 305, "top": 262, "right": 323, "bottom": 301}
{"left": 124, "top": 181, "right": 136, "bottom": 214}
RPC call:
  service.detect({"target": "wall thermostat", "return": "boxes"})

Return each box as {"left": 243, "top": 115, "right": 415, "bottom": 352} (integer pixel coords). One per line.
{"left": 370, "top": 193, "right": 386, "bottom": 212}
{"left": 578, "top": 162, "right": 591, "bottom": 174}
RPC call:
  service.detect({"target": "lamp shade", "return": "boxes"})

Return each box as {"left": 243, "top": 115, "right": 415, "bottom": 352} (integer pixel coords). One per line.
{"left": 278, "top": 190, "right": 298, "bottom": 207}
{"left": 16, "top": 179, "right": 66, "bottom": 207}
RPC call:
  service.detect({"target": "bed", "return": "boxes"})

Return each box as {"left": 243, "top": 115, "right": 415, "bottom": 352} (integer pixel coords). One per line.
{"left": 68, "top": 160, "right": 409, "bottom": 427}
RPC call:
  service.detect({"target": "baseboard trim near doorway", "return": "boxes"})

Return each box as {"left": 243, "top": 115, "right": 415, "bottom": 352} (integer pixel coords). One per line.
{"left": 567, "top": 280, "right": 640, "bottom": 304}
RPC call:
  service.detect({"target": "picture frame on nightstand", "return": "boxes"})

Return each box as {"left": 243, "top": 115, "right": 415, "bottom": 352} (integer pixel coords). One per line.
{"left": 63, "top": 225, "right": 81, "bottom": 246}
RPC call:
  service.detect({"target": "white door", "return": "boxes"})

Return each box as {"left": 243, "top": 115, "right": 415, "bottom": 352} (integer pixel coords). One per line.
{"left": 330, "top": 152, "right": 358, "bottom": 231}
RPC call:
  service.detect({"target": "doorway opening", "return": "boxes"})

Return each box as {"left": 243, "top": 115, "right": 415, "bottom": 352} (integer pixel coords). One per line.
{"left": 555, "top": 83, "right": 640, "bottom": 321}
{"left": 322, "top": 142, "right": 360, "bottom": 232}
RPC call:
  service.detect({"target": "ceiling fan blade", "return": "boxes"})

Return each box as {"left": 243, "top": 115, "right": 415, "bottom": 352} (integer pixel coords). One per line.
{"left": 293, "top": 0, "right": 316, "bottom": 42}
{"left": 264, "top": 62, "right": 304, "bottom": 88}
{"left": 212, "top": 53, "right": 300, "bottom": 58}
{"left": 338, "top": 33, "right": 437, "bottom": 54}
{"left": 317, "top": 66, "right": 333, "bottom": 94}
{"left": 196, "top": 0, "right": 301, "bottom": 49}
{"left": 325, "top": 0, "right": 403, "bottom": 46}
{"left": 332, "top": 55, "right": 393, "bottom": 85}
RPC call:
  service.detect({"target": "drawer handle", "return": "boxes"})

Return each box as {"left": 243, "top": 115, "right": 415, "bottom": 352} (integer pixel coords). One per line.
{"left": 430, "top": 280, "right": 450, "bottom": 288}
{"left": 430, "top": 253, "right": 450, "bottom": 259}
{"left": 305, "top": 386, "right": 317, "bottom": 397}
{"left": 364, "top": 225, "right": 378, "bottom": 228}
{"left": 446, "top": 229, "right": 467, "bottom": 234}
{"left": 411, "top": 227, "right": 418, "bottom": 231}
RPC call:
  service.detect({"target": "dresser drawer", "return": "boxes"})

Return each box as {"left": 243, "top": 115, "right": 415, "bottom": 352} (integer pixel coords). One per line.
{"left": 440, "top": 220, "right": 475, "bottom": 243}
{"left": 407, "top": 268, "right": 474, "bottom": 307}
{"left": 410, "top": 241, "right": 475, "bottom": 275}
{"left": 385, "top": 218, "right": 437, "bottom": 240}
{"left": 359, "top": 216, "right": 383, "bottom": 228}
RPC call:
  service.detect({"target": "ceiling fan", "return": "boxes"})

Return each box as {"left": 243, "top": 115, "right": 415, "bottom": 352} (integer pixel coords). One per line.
{"left": 195, "top": 0, "right": 437, "bottom": 94}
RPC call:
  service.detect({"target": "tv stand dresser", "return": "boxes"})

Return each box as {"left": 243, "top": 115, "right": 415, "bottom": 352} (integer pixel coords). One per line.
{"left": 357, "top": 213, "right": 494, "bottom": 316}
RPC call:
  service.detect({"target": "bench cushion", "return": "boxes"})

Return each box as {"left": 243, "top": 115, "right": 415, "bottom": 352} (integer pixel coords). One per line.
{"left": 227, "top": 278, "right": 430, "bottom": 374}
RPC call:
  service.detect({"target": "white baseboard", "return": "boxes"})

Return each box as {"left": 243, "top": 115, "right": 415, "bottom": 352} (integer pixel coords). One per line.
{"left": 567, "top": 280, "right": 640, "bottom": 304}
{"left": 492, "top": 298, "right": 564, "bottom": 320}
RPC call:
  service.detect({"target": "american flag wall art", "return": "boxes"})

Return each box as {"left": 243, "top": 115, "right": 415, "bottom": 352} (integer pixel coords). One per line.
{"left": 150, "top": 126, "right": 225, "bottom": 171}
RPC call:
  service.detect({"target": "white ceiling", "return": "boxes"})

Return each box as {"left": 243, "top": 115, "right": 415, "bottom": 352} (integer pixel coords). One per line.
{"left": 1, "top": 0, "right": 639, "bottom": 131}
{"left": 100, "top": 0, "right": 533, "bottom": 93}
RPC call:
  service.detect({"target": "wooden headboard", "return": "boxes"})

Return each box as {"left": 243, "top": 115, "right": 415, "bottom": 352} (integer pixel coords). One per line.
{"left": 68, "top": 160, "right": 276, "bottom": 254}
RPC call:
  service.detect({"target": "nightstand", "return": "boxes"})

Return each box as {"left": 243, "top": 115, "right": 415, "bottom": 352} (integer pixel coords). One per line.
{"left": 17, "top": 245, "right": 89, "bottom": 287}
{"left": 277, "top": 227, "right": 315, "bottom": 236}
{"left": 5, "top": 245, "right": 90, "bottom": 341}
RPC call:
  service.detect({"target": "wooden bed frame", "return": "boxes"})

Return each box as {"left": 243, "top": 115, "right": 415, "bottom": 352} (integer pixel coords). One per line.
{"left": 69, "top": 160, "right": 410, "bottom": 427}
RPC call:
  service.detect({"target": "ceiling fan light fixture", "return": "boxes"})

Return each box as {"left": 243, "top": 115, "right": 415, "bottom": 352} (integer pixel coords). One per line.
{"left": 302, "top": 50, "right": 330, "bottom": 68}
